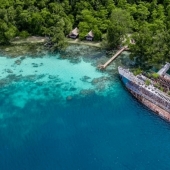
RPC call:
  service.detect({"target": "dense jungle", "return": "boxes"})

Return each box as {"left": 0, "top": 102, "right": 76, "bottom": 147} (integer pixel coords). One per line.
{"left": 0, "top": 0, "right": 170, "bottom": 68}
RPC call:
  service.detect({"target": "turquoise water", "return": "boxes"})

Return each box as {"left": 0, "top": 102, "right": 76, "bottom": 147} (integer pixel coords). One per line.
{"left": 1, "top": 46, "right": 170, "bottom": 170}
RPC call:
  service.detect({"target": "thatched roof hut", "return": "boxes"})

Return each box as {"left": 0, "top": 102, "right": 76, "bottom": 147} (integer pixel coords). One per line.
{"left": 69, "top": 27, "right": 79, "bottom": 39}
{"left": 86, "top": 30, "right": 94, "bottom": 41}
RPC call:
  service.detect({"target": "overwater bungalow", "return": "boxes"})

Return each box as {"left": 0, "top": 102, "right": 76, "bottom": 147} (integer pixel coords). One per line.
{"left": 68, "top": 27, "right": 79, "bottom": 39}
{"left": 86, "top": 30, "right": 94, "bottom": 41}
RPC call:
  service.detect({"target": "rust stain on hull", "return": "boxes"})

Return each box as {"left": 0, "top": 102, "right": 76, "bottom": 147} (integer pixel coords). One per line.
{"left": 129, "top": 89, "right": 170, "bottom": 121}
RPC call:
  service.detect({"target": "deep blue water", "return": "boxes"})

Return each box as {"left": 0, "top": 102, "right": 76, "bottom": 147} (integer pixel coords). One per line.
{"left": 1, "top": 47, "right": 170, "bottom": 170}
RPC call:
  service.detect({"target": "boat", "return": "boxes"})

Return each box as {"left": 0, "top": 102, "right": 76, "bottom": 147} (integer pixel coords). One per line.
{"left": 118, "top": 66, "right": 170, "bottom": 121}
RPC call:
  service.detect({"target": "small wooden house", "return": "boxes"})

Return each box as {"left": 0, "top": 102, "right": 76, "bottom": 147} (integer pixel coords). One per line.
{"left": 68, "top": 27, "right": 79, "bottom": 39}
{"left": 86, "top": 30, "right": 94, "bottom": 41}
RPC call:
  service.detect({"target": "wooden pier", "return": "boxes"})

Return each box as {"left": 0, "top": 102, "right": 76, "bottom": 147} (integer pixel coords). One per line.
{"left": 98, "top": 46, "right": 127, "bottom": 69}
{"left": 157, "top": 63, "right": 170, "bottom": 76}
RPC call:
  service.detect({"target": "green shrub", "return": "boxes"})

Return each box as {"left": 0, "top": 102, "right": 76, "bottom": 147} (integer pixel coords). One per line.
{"left": 19, "top": 31, "right": 30, "bottom": 38}
{"left": 145, "top": 79, "right": 151, "bottom": 86}
{"left": 133, "top": 68, "right": 142, "bottom": 76}
{"left": 151, "top": 73, "right": 159, "bottom": 79}
{"left": 154, "top": 83, "right": 159, "bottom": 88}
{"left": 159, "top": 86, "right": 164, "bottom": 91}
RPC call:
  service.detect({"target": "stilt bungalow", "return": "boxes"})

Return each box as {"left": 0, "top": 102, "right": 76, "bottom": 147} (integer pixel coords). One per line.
{"left": 68, "top": 27, "right": 79, "bottom": 39}
{"left": 86, "top": 30, "right": 94, "bottom": 41}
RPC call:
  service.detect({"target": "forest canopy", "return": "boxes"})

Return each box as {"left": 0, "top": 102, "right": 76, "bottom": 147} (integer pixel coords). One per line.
{"left": 0, "top": 0, "right": 170, "bottom": 67}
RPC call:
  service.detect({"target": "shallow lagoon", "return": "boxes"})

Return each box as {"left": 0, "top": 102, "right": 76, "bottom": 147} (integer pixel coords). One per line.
{"left": 1, "top": 45, "right": 170, "bottom": 170}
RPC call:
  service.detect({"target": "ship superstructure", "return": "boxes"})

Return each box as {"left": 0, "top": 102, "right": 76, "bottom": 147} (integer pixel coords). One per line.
{"left": 118, "top": 66, "right": 170, "bottom": 120}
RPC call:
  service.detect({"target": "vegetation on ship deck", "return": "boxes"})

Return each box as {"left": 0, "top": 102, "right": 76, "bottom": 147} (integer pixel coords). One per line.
{"left": 0, "top": 0, "right": 170, "bottom": 67}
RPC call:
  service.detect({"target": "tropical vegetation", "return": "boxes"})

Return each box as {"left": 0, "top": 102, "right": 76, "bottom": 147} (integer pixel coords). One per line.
{"left": 0, "top": 0, "right": 170, "bottom": 67}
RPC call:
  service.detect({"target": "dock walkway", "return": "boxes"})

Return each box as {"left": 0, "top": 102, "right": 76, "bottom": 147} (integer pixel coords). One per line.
{"left": 98, "top": 46, "right": 127, "bottom": 69}
{"left": 158, "top": 63, "right": 170, "bottom": 76}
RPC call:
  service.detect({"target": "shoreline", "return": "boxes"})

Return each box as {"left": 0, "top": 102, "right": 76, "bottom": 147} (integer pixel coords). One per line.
{"left": 10, "top": 36, "right": 102, "bottom": 47}
{"left": 0, "top": 37, "right": 103, "bottom": 57}
{"left": 10, "top": 36, "right": 102, "bottom": 48}
{"left": 67, "top": 38, "right": 101, "bottom": 48}
{"left": 10, "top": 36, "right": 49, "bottom": 45}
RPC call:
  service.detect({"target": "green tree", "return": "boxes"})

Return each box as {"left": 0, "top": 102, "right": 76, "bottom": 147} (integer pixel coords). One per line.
{"left": 105, "top": 8, "right": 132, "bottom": 48}
{"left": 130, "top": 25, "right": 170, "bottom": 69}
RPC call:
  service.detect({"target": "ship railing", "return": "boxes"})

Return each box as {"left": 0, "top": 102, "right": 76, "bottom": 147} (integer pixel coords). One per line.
{"left": 119, "top": 67, "right": 170, "bottom": 112}
{"left": 120, "top": 68, "right": 142, "bottom": 82}
{"left": 154, "top": 88, "right": 170, "bottom": 102}
{"left": 127, "top": 80, "right": 170, "bottom": 106}
{"left": 143, "top": 82, "right": 170, "bottom": 102}
{"left": 120, "top": 67, "right": 170, "bottom": 102}
{"left": 143, "top": 85, "right": 170, "bottom": 103}
{"left": 126, "top": 78, "right": 170, "bottom": 112}
{"left": 157, "top": 92, "right": 170, "bottom": 103}
{"left": 141, "top": 87, "right": 170, "bottom": 110}
{"left": 139, "top": 91, "right": 170, "bottom": 113}
{"left": 119, "top": 67, "right": 145, "bottom": 84}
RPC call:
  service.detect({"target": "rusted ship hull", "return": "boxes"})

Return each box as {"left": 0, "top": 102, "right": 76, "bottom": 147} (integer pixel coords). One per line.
{"left": 129, "top": 88, "right": 170, "bottom": 121}
{"left": 118, "top": 66, "right": 170, "bottom": 122}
